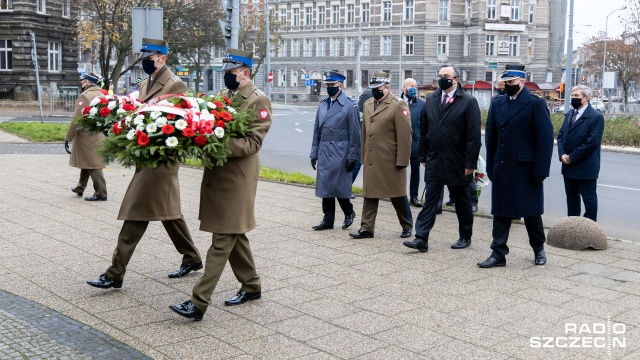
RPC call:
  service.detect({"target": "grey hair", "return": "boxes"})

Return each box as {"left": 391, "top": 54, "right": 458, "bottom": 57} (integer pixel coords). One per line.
{"left": 571, "top": 84, "right": 591, "bottom": 99}
{"left": 439, "top": 64, "right": 460, "bottom": 78}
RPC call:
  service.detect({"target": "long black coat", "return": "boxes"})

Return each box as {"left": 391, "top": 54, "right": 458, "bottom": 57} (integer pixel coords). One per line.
{"left": 485, "top": 86, "right": 554, "bottom": 217}
{"left": 557, "top": 104, "right": 604, "bottom": 180}
{"left": 419, "top": 85, "right": 481, "bottom": 186}
{"left": 401, "top": 94, "right": 426, "bottom": 158}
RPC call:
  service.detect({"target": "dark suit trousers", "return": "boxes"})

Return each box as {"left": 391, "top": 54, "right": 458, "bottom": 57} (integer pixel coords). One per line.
{"left": 490, "top": 216, "right": 546, "bottom": 260}
{"left": 191, "top": 233, "right": 260, "bottom": 313}
{"left": 361, "top": 197, "right": 412, "bottom": 233}
{"left": 563, "top": 177, "right": 598, "bottom": 222}
{"left": 409, "top": 157, "right": 421, "bottom": 199}
{"left": 322, "top": 198, "right": 354, "bottom": 223}
{"left": 105, "top": 217, "right": 202, "bottom": 281}
{"left": 415, "top": 182, "right": 473, "bottom": 241}
{"left": 76, "top": 169, "right": 107, "bottom": 197}
{"left": 447, "top": 181, "right": 478, "bottom": 206}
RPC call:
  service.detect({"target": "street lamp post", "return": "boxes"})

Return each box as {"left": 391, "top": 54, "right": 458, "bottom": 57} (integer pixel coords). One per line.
{"left": 602, "top": 6, "right": 625, "bottom": 100}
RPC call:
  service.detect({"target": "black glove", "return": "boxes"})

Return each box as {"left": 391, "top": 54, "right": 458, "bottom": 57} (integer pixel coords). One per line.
{"left": 311, "top": 158, "right": 317, "bottom": 170}
{"left": 346, "top": 160, "right": 356, "bottom": 172}
{"left": 534, "top": 176, "right": 545, "bottom": 186}
{"left": 64, "top": 141, "right": 71, "bottom": 154}
{"left": 103, "top": 130, "right": 109, "bottom": 137}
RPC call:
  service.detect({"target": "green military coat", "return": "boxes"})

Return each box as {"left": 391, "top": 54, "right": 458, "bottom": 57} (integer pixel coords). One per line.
{"left": 65, "top": 84, "right": 105, "bottom": 169}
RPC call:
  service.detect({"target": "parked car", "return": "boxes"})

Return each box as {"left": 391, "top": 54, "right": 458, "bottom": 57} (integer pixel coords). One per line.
{"left": 590, "top": 99, "right": 607, "bottom": 113}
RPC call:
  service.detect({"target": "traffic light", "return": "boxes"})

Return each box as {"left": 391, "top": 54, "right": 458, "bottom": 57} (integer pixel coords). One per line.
{"left": 222, "top": 0, "right": 233, "bottom": 18}
{"left": 220, "top": 0, "right": 234, "bottom": 48}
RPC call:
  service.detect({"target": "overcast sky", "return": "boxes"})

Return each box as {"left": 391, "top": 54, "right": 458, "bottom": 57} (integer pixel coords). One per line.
{"left": 568, "top": 0, "right": 629, "bottom": 48}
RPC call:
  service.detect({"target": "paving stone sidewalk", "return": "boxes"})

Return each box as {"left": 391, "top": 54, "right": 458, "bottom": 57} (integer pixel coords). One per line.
{"left": 0, "top": 154, "right": 639, "bottom": 359}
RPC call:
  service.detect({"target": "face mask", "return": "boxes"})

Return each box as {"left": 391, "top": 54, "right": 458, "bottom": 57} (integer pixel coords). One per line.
{"left": 438, "top": 77, "right": 454, "bottom": 91}
{"left": 407, "top": 87, "right": 418, "bottom": 99}
{"left": 571, "top": 98, "right": 584, "bottom": 109}
{"left": 142, "top": 59, "right": 157, "bottom": 75}
{"left": 372, "top": 88, "right": 385, "bottom": 100}
{"left": 224, "top": 72, "right": 241, "bottom": 90}
{"left": 327, "top": 86, "right": 340, "bottom": 97}
{"left": 497, "top": 89, "right": 506, "bottom": 96}
{"left": 504, "top": 83, "right": 520, "bottom": 97}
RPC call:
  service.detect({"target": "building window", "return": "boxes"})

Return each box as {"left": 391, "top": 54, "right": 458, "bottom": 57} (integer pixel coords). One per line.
{"left": 404, "top": 35, "right": 414, "bottom": 55}
{"left": 305, "top": 7, "right": 312, "bottom": 26}
{"left": 347, "top": 4, "right": 355, "bottom": 23}
{"left": 437, "top": 35, "right": 448, "bottom": 55}
{"left": 438, "top": 0, "right": 449, "bottom": 21}
{"left": 317, "top": 38, "right": 326, "bottom": 56}
{"left": 292, "top": 39, "right": 300, "bottom": 57}
{"left": 346, "top": 37, "right": 355, "bottom": 56}
{"left": 509, "top": 35, "right": 519, "bottom": 56}
{"left": 278, "top": 39, "right": 287, "bottom": 57}
{"left": 0, "top": 40, "right": 12, "bottom": 70}
{"left": 405, "top": 0, "right": 414, "bottom": 20}
{"left": 0, "top": 0, "right": 13, "bottom": 11}
{"left": 48, "top": 41, "right": 61, "bottom": 72}
{"left": 317, "top": 6, "right": 325, "bottom": 25}
{"left": 304, "top": 39, "right": 313, "bottom": 57}
{"left": 292, "top": 8, "right": 299, "bottom": 26}
{"left": 404, "top": 70, "right": 413, "bottom": 79}
{"left": 466, "top": 0, "right": 472, "bottom": 19}
{"left": 361, "top": 70, "right": 369, "bottom": 87}
{"left": 332, "top": 5, "right": 339, "bottom": 24}
{"left": 36, "top": 0, "right": 46, "bottom": 14}
{"left": 511, "top": 0, "right": 520, "bottom": 21}
{"left": 487, "top": 0, "right": 496, "bottom": 19}
{"left": 528, "top": 4, "right": 534, "bottom": 24}
{"left": 279, "top": 8, "right": 286, "bottom": 24}
{"left": 330, "top": 37, "right": 341, "bottom": 56}
{"left": 362, "top": 3, "right": 370, "bottom": 23}
{"left": 383, "top": 2, "right": 391, "bottom": 22}
{"left": 485, "top": 71, "right": 492, "bottom": 81}
{"left": 360, "top": 37, "right": 370, "bottom": 56}
{"left": 62, "top": 0, "right": 70, "bottom": 17}
{"left": 381, "top": 36, "right": 392, "bottom": 56}
{"left": 485, "top": 35, "right": 495, "bottom": 56}
{"left": 464, "top": 35, "right": 471, "bottom": 56}
{"left": 346, "top": 70, "right": 353, "bottom": 87}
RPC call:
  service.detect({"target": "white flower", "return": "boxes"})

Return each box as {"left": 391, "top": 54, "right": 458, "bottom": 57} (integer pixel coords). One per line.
{"left": 89, "top": 107, "right": 98, "bottom": 116}
{"left": 150, "top": 111, "right": 162, "bottom": 119}
{"left": 133, "top": 115, "right": 145, "bottom": 125}
{"left": 136, "top": 124, "right": 145, "bottom": 132}
{"left": 155, "top": 116, "right": 167, "bottom": 127}
{"left": 165, "top": 136, "right": 179, "bottom": 147}
{"left": 116, "top": 108, "right": 126, "bottom": 115}
{"left": 174, "top": 119, "right": 188, "bottom": 130}
{"left": 226, "top": 106, "right": 236, "bottom": 114}
{"left": 146, "top": 123, "right": 158, "bottom": 133}
{"left": 106, "top": 94, "right": 115, "bottom": 100}
{"left": 197, "top": 98, "right": 205, "bottom": 103}
{"left": 200, "top": 111, "right": 214, "bottom": 121}
{"left": 214, "top": 126, "right": 225, "bottom": 138}
{"left": 126, "top": 129, "right": 136, "bottom": 140}
{"left": 206, "top": 102, "right": 216, "bottom": 109}
{"left": 90, "top": 97, "right": 100, "bottom": 106}
{"left": 158, "top": 100, "right": 171, "bottom": 106}
{"left": 124, "top": 116, "right": 132, "bottom": 125}
{"left": 107, "top": 101, "right": 117, "bottom": 110}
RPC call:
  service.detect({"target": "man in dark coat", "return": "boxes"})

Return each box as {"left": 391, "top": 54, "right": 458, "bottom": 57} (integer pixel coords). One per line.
{"left": 402, "top": 77, "right": 426, "bottom": 207}
{"left": 478, "top": 64, "right": 554, "bottom": 268}
{"left": 403, "top": 65, "right": 481, "bottom": 253}
{"left": 557, "top": 84, "right": 604, "bottom": 222}
{"left": 310, "top": 71, "right": 361, "bottom": 230}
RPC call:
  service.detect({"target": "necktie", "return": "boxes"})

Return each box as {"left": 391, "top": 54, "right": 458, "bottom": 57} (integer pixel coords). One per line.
{"left": 374, "top": 101, "right": 379, "bottom": 110}
{"left": 327, "top": 99, "right": 333, "bottom": 110}
{"left": 441, "top": 94, "right": 449, "bottom": 108}
{"left": 571, "top": 110, "right": 579, "bottom": 124}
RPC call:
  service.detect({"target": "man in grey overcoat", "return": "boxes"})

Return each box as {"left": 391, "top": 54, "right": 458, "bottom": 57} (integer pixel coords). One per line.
{"left": 310, "top": 71, "right": 361, "bottom": 230}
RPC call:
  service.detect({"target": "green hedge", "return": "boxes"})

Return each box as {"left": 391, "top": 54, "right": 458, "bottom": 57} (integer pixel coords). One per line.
{"left": 0, "top": 122, "right": 69, "bottom": 142}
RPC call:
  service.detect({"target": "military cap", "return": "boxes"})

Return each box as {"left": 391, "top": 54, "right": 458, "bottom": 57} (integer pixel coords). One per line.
{"left": 500, "top": 64, "right": 526, "bottom": 81}
{"left": 79, "top": 72, "right": 101, "bottom": 84}
{"left": 323, "top": 71, "right": 346, "bottom": 84}
{"left": 369, "top": 71, "right": 391, "bottom": 89}
{"left": 221, "top": 48, "right": 253, "bottom": 71}
{"left": 138, "top": 38, "right": 169, "bottom": 59}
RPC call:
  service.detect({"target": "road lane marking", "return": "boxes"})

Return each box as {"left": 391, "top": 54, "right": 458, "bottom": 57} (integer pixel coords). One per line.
{"left": 599, "top": 184, "right": 640, "bottom": 192}
{"left": 294, "top": 123, "right": 299, "bottom": 125}
{"left": 295, "top": 128, "right": 303, "bottom": 133}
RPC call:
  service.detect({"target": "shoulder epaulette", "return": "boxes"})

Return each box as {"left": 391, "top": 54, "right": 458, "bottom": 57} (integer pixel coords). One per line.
{"left": 253, "top": 88, "right": 266, "bottom": 97}
{"left": 169, "top": 75, "right": 180, "bottom": 82}
{"left": 532, "top": 93, "right": 542, "bottom": 99}
{"left": 395, "top": 97, "right": 403, "bottom": 102}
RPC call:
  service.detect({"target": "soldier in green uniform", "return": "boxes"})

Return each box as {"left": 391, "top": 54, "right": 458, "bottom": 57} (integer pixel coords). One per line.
{"left": 169, "top": 49, "right": 272, "bottom": 321}
{"left": 87, "top": 38, "right": 203, "bottom": 289}
{"left": 66, "top": 73, "right": 108, "bottom": 201}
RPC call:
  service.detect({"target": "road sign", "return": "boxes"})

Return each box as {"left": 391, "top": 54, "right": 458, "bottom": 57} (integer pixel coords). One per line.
{"left": 305, "top": 80, "right": 315, "bottom": 86}
{"left": 304, "top": 73, "right": 310, "bottom": 80}
{"left": 488, "top": 65, "right": 498, "bottom": 69}
{"left": 267, "top": 72, "right": 274, "bottom": 83}
{"left": 467, "top": 81, "right": 475, "bottom": 85}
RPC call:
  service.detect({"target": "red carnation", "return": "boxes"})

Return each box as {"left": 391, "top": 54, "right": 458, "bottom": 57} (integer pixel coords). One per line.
{"left": 99, "top": 107, "right": 111, "bottom": 117}
{"left": 194, "top": 135, "right": 207, "bottom": 146}
{"left": 181, "top": 100, "right": 190, "bottom": 109}
{"left": 216, "top": 120, "right": 225, "bottom": 129}
{"left": 224, "top": 97, "right": 232, "bottom": 105}
{"left": 112, "top": 123, "right": 121, "bottom": 135}
{"left": 219, "top": 111, "right": 232, "bottom": 121}
{"left": 161, "top": 124, "right": 175, "bottom": 135}
{"left": 166, "top": 113, "right": 176, "bottom": 120}
{"left": 122, "top": 103, "right": 135, "bottom": 111}
{"left": 82, "top": 106, "right": 91, "bottom": 115}
{"left": 137, "top": 133, "right": 150, "bottom": 146}
{"left": 182, "top": 127, "right": 195, "bottom": 137}
{"left": 99, "top": 98, "right": 109, "bottom": 105}
{"left": 213, "top": 100, "right": 224, "bottom": 109}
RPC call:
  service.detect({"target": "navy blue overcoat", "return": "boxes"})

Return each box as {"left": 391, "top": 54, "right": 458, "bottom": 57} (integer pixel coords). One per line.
{"left": 557, "top": 104, "right": 605, "bottom": 180}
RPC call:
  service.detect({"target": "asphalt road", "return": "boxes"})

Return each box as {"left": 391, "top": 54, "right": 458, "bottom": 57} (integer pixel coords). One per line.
{"left": 261, "top": 106, "right": 640, "bottom": 243}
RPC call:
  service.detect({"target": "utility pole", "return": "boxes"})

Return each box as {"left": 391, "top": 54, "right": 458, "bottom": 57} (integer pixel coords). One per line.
{"left": 28, "top": 31, "right": 44, "bottom": 123}
{"left": 265, "top": 0, "right": 271, "bottom": 99}
{"left": 398, "top": 20, "right": 403, "bottom": 95}
{"left": 563, "top": 0, "right": 574, "bottom": 113}
{"left": 355, "top": 21, "right": 362, "bottom": 100}
{"left": 231, "top": 0, "right": 239, "bottom": 48}
{"left": 221, "top": 0, "right": 240, "bottom": 49}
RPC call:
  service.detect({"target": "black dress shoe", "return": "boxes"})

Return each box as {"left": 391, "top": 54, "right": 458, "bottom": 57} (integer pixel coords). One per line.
{"left": 224, "top": 290, "right": 261, "bottom": 306}
{"left": 350, "top": 194, "right": 356, "bottom": 199}
{"left": 168, "top": 261, "right": 203, "bottom": 278}
{"left": 85, "top": 194, "right": 107, "bottom": 201}
{"left": 400, "top": 228, "right": 412, "bottom": 238}
{"left": 342, "top": 212, "right": 356, "bottom": 229}
{"left": 169, "top": 300, "right": 204, "bottom": 321}
{"left": 436, "top": 207, "right": 443, "bottom": 214}
{"left": 71, "top": 187, "right": 83, "bottom": 197}
{"left": 403, "top": 238, "right": 428, "bottom": 252}
{"left": 409, "top": 197, "right": 422, "bottom": 207}
{"left": 471, "top": 205, "right": 478, "bottom": 213}
{"left": 451, "top": 238, "right": 471, "bottom": 249}
{"left": 445, "top": 200, "right": 455, "bottom": 206}
{"left": 349, "top": 228, "right": 374, "bottom": 239}
{"left": 87, "top": 274, "right": 122, "bottom": 289}
{"left": 477, "top": 257, "right": 506, "bottom": 268}
{"left": 312, "top": 220, "right": 334, "bottom": 230}
{"left": 534, "top": 249, "right": 547, "bottom": 265}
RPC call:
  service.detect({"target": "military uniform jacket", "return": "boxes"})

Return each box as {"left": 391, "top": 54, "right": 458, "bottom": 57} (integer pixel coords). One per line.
{"left": 557, "top": 104, "right": 604, "bottom": 180}
{"left": 66, "top": 85, "right": 105, "bottom": 169}
{"left": 117, "top": 70, "right": 188, "bottom": 221}
{"left": 310, "top": 91, "right": 361, "bottom": 198}
{"left": 485, "top": 86, "right": 554, "bottom": 217}
{"left": 419, "top": 86, "right": 481, "bottom": 186}
{"left": 199, "top": 81, "right": 272, "bottom": 234}
{"left": 361, "top": 92, "right": 412, "bottom": 198}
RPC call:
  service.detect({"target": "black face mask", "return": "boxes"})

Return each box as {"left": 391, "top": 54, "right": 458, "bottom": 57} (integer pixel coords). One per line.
{"left": 571, "top": 98, "right": 584, "bottom": 109}
{"left": 142, "top": 59, "right": 157, "bottom": 75}
{"left": 497, "top": 89, "right": 506, "bottom": 96}
{"left": 504, "top": 83, "right": 521, "bottom": 97}
{"left": 438, "top": 77, "right": 454, "bottom": 91}
{"left": 372, "top": 88, "right": 385, "bottom": 100}
{"left": 224, "top": 72, "right": 241, "bottom": 90}
{"left": 327, "top": 86, "right": 341, "bottom": 97}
